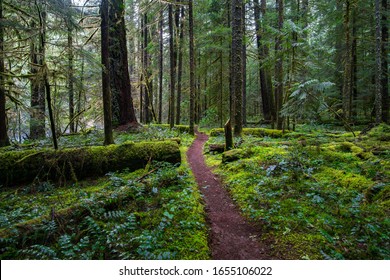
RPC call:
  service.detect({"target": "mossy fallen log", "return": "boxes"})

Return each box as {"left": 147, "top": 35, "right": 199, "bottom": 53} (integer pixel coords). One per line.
{"left": 222, "top": 149, "right": 253, "bottom": 163}
{"left": 0, "top": 141, "right": 181, "bottom": 187}
{"left": 210, "top": 127, "right": 289, "bottom": 138}
{"left": 149, "top": 124, "right": 190, "bottom": 133}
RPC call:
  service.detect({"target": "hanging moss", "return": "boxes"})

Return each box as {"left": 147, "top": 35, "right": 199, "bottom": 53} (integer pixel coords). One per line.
{"left": 0, "top": 141, "right": 181, "bottom": 187}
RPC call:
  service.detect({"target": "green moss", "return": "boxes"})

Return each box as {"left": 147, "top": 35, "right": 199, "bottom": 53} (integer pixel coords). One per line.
{"left": 222, "top": 149, "right": 251, "bottom": 163}
{"left": 271, "top": 233, "right": 326, "bottom": 259}
{"left": 368, "top": 123, "right": 390, "bottom": 141}
{"left": 314, "top": 167, "right": 373, "bottom": 191}
{"left": 209, "top": 127, "right": 289, "bottom": 138}
{"left": 0, "top": 141, "right": 181, "bottom": 187}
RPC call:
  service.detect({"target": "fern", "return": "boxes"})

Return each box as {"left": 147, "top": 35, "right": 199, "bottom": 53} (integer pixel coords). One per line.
{"left": 103, "top": 210, "right": 126, "bottom": 221}
{"left": 20, "top": 244, "right": 58, "bottom": 260}
{"left": 58, "top": 234, "right": 78, "bottom": 259}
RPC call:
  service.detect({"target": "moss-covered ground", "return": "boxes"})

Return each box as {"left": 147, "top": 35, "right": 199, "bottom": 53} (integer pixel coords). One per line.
{"left": 204, "top": 124, "right": 390, "bottom": 259}
{"left": 0, "top": 126, "right": 210, "bottom": 260}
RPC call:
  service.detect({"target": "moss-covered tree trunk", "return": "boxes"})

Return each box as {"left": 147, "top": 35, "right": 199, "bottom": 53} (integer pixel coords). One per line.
{"left": 343, "top": 0, "right": 353, "bottom": 123}
{"left": 375, "top": 0, "right": 383, "bottom": 123}
{"left": 0, "top": 0, "right": 9, "bottom": 147}
{"left": 66, "top": 2, "right": 75, "bottom": 134}
{"left": 30, "top": 6, "right": 46, "bottom": 140}
{"left": 275, "top": 0, "right": 284, "bottom": 130}
{"left": 108, "top": 0, "right": 138, "bottom": 127}
{"left": 101, "top": 0, "right": 114, "bottom": 145}
{"left": 158, "top": 10, "right": 164, "bottom": 124}
{"left": 231, "top": 0, "right": 243, "bottom": 136}
{"left": 381, "top": 0, "right": 389, "bottom": 123}
{"left": 224, "top": 119, "right": 233, "bottom": 150}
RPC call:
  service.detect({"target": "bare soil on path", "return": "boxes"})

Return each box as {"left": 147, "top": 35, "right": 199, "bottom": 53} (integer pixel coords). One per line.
{"left": 187, "top": 132, "right": 273, "bottom": 260}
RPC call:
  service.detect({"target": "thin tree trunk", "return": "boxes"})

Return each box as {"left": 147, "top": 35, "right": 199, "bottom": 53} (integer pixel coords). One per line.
{"left": 351, "top": 8, "right": 358, "bottom": 119}
{"left": 168, "top": 4, "right": 175, "bottom": 128}
{"left": 158, "top": 9, "right": 163, "bottom": 124}
{"left": 67, "top": 7, "right": 74, "bottom": 133}
{"left": 142, "top": 13, "right": 150, "bottom": 124}
{"left": 343, "top": 0, "right": 353, "bottom": 122}
{"left": 44, "top": 72, "right": 58, "bottom": 150}
{"left": 375, "top": 0, "right": 383, "bottom": 123}
{"left": 176, "top": 7, "right": 184, "bottom": 125}
{"left": 382, "top": 0, "right": 389, "bottom": 123}
{"left": 275, "top": 0, "right": 284, "bottom": 130}
{"left": 231, "top": 0, "right": 243, "bottom": 136}
{"left": 242, "top": 1, "right": 247, "bottom": 127}
{"left": 189, "top": 0, "right": 195, "bottom": 135}
{"left": 0, "top": 0, "right": 9, "bottom": 146}
{"left": 101, "top": 0, "right": 114, "bottom": 145}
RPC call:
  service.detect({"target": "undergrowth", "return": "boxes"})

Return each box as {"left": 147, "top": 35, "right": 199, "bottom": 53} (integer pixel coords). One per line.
{"left": 206, "top": 124, "right": 390, "bottom": 259}
{"left": 0, "top": 126, "right": 208, "bottom": 260}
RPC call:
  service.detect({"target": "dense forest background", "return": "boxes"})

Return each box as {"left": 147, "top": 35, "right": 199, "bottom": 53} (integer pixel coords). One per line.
{"left": 0, "top": 0, "right": 388, "bottom": 147}
{"left": 0, "top": 0, "right": 389, "bottom": 261}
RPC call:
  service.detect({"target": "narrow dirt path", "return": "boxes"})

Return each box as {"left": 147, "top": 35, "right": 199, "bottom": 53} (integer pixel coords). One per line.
{"left": 187, "top": 132, "right": 272, "bottom": 260}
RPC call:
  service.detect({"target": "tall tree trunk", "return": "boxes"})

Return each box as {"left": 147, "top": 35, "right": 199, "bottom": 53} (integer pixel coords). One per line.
{"left": 108, "top": 0, "right": 138, "bottom": 126}
{"left": 189, "top": 0, "right": 195, "bottom": 135}
{"left": 275, "top": 0, "right": 284, "bottom": 130}
{"left": 343, "top": 0, "right": 353, "bottom": 122}
{"left": 242, "top": 1, "right": 247, "bottom": 127}
{"left": 30, "top": 3, "right": 46, "bottom": 140}
{"left": 254, "top": 0, "right": 273, "bottom": 123}
{"left": 0, "top": 0, "right": 9, "bottom": 146}
{"left": 382, "top": 0, "right": 389, "bottom": 123}
{"left": 101, "top": 0, "right": 114, "bottom": 145}
{"left": 158, "top": 9, "right": 163, "bottom": 124}
{"left": 142, "top": 13, "right": 151, "bottom": 124}
{"left": 66, "top": 3, "right": 74, "bottom": 133}
{"left": 231, "top": 0, "right": 243, "bottom": 136}
{"left": 351, "top": 8, "right": 358, "bottom": 120}
{"left": 375, "top": 0, "right": 383, "bottom": 123}
{"left": 176, "top": 7, "right": 184, "bottom": 125}
{"left": 168, "top": 4, "right": 175, "bottom": 128}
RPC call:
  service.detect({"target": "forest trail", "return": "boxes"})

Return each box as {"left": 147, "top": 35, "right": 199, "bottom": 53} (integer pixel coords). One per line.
{"left": 187, "top": 131, "right": 272, "bottom": 259}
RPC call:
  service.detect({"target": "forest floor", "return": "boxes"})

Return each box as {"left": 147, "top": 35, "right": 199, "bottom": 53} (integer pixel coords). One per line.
{"left": 187, "top": 131, "right": 273, "bottom": 259}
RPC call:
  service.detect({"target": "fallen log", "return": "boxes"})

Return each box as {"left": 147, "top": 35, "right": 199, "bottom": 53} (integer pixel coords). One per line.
{"left": 0, "top": 141, "right": 181, "bottom": 187}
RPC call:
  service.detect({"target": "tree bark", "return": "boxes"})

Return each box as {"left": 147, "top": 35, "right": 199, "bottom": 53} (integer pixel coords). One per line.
{"left": 176, "top": 7, "right": 184, "bottom": 125}
{"left": 189, "top": 0, "right": 195, "bottom": 135}
{"left": 343, "top": 0, "right": 353, "bottom": 122}
{"left": 142, "top": 13, "right": 151, "bottom": 124}
{"left": 231, "top": 0, "right": 243, "bottom": 136}
{"left": 254, "top": 0, "right": 273, "bottom": 123}
{"left": 275, "top": 0, "right": 284, "bottom": 130}
{"left": 30, "top": 3, "right": 46, "bottom": 140}
{"left": 242, "top": 1, "right": 247, "bottom": 127}
{"left": 158, "top": 9, "right": 164, "bottom": 124}
{"left": 375, "top": 0, "right": 383, "bottom": 123}
{"left": 108, "top": 0, "right": 138, "bottom": 126}
{"left": 381, "top": 0, "right": 389, "bottom": 123}
{"left": 101, "top": 0, "right": 114, "bottom": 145}
{"left": 168, "top": 4, "right": 175, "bottom": 128}
{"left": 0, "top": 0, "right": 9, "bottom": 147}
{"left": 66, "top": 0, "right": 74, "bottom": 133}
